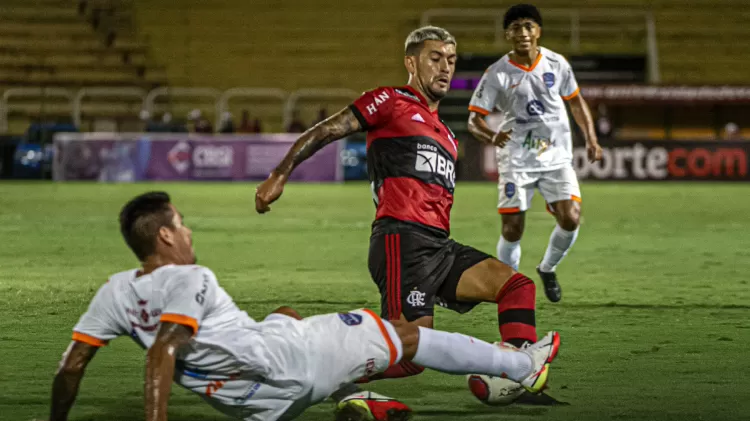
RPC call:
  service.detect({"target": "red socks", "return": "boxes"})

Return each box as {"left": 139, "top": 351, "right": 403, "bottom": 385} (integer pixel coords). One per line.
{"left": 496, "top": 273, "right": 537, "bottom": 347}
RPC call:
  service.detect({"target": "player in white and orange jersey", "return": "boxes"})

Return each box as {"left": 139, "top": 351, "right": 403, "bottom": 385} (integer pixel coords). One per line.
{"left": 467, "top": 4, "right": 603, "bottom": 303}
{"left": 46, "top": 191, "right": 560, "bottom": 421}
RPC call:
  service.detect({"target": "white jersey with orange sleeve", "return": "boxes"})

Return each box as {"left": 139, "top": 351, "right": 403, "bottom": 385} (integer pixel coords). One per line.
{"left": 468, "top": 47, "right": 580, "bottom": 173}
{"left": 70, "top": 264, "right": 400, "bottom": 421}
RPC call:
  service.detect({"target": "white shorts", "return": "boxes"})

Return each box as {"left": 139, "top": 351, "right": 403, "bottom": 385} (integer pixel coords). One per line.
{"left": 497, "top": 165, "right": 581, "bottom": 214}
{"left": 206, "top": 309, "right": 402, "bottom": 421}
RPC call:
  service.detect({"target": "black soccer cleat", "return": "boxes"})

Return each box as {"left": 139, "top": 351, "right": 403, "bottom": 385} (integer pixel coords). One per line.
{"left": 536, "top": 266, "right": 562, "bottom": 303}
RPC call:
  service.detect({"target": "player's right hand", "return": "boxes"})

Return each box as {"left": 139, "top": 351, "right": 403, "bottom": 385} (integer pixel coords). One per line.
{"left": 255, "top": 172, "right": 287, "bottom": 214}
{"left": 491, "top": 129, "right": 513, "bottom": 148}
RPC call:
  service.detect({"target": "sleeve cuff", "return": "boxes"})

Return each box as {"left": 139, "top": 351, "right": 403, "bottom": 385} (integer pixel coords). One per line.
{"left": 72, "top": 332, "right": 108, "bottom": 347}
{"left": 468, "top": 105, "right": 491, "bottom": 116}
{"left": 160, "top": 313, "right": 199, "bottom": 335}
{"left": 562, "top": 87, "right": 580, "bottom": 101}
{"left": 348, "top": 104, "right": 370, "bottom": 130}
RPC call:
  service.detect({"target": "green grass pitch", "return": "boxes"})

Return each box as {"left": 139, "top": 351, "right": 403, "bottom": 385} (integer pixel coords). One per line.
{"left": 0, "top": 181, "right": 748, "bottom": 421}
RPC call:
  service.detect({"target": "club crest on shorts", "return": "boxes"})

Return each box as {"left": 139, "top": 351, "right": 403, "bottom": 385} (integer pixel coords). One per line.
{"left": 406, "top": 290, "right": 426, "bottom": 307}
{"left": 543, "top": 72, "right": 555, "bottom": 88}
{"left": 338, "top": 312, "right": 363, "bottom": 326}
{"left": 505, "top": 182, "right": 516, "bottom": 198}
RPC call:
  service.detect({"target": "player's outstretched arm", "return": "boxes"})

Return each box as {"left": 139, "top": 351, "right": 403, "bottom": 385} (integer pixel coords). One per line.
{"left": 145, "top": 323, "right": 193, "bottom": 421}
{"left": 49, "top": 341, "right": 99, "bottom": 421}
{"left": 255, "top": 107, "right": 362, "bottom": 214}
{"left": 467, "top": 111, "right": 512, "bottom": 148}
{"left": 567, "top": 94, "right": 602, "bottom": 162}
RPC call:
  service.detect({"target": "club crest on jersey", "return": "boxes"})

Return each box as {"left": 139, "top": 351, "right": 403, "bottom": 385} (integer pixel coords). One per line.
{"left": 526, "top": 100, "right": 545, "bottom": 116}
{"left": 505, "top": 182, "right": 516, "bottom": 198}
{"left": 543, "top": 72, "right": 555, "bottom": 88}
{"left": 338, "top": 312, "right": 363, "bottom": 326}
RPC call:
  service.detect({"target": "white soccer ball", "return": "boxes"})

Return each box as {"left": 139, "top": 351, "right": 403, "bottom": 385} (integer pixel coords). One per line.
{"left": 467, "top": 373, "right": 525, "bottom": 406}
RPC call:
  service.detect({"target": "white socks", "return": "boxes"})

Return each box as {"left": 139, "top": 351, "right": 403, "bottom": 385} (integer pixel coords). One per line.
{"left": 411, "top": 327, "right": 533, "bottom": 382}
{"left": 497, "top": 236, "right": 521, "bottom": 271}
{"left": 539, "top": 224, "right": 579, "bottom": 272}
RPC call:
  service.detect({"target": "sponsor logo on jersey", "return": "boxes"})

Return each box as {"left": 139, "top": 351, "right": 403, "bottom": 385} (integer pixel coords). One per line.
{"left": 504, "top": 182, "right": 516, "bottom": 198}
{"left": 365, "top": 358, "right": 377, "bottom": 377}
{"left": 195, "top": 274, "right": 209, "bottom": 305}
{"left": 365, "top": 91, "right": 391, "bottom": 115}
{"left": 526, "top": 100, "right": 546, "bottom": 116}
{"left": 475, "top": 79, "right": 487, "bottom": 98}
{"left": 338, "top": 312, "right": 363, "bottom": 326}
{"left": 406, "top": 290, "right": 426, "bottom": 307}
{"left": 543, "top": 72, "right": 555, "bottom": 88}
{"left": 411, "top": 113, "right": 426, "bottom": 123}
{"left": 415, "top": 144, "right": 456, "bottom": 188}
{"left": 522, "top": 131, "right": 554, "bottom": 155}
{"left": 243, "top": 382, "right": 262, "bottom": 401}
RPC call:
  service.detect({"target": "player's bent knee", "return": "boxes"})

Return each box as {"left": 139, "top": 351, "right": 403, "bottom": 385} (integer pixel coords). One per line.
{"left": 501, "top": 224, "right": 524, "bottom": 242}
{"left": 559, "top": 209, "right": 580, "bottom": 231}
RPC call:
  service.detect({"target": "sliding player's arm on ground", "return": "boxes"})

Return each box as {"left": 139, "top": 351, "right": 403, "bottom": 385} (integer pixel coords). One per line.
{"left": 255, "top": 87, "right": 395, "bottom": 213}
{"left": 467, "top": 69, "right": 512, "bottom": 147}
{"left": 49, "top": 342, "right": 99, "bottom": 421}
{"left": 560, "top": 60, "right": 602, "bottom": 162}
{"left": 146, "top": 267, "right": 215, "bottom": 421}
{"left": 51, "top": 281, "right": 124, "bottom": 421}
{"left": 145, "top": 323, "right": 193, "bottom": 421}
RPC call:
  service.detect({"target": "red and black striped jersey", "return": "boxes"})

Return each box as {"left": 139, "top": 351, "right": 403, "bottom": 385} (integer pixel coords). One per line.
{"left": 349, "top": 86, "right": 459, "bottom": 233}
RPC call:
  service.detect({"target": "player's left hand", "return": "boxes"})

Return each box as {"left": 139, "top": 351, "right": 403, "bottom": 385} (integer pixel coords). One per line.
{"left": 586, "top": 141, "right": 603, "bottom": 162}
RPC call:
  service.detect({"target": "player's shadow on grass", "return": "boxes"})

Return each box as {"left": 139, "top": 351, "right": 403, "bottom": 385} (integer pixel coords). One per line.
{"left": 417, "top": 407, "right": 550, "bottom": 417}
{"left": 561, "top": 302, "right": 750, "bottom": 310}
{"left": 69, "top": 397, "right": 234, "bottom": 421}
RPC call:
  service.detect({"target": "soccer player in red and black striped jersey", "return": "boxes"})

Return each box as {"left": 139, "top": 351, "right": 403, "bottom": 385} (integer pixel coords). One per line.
{"left": 256, "top": 26, "right": 549, "bottom": 410}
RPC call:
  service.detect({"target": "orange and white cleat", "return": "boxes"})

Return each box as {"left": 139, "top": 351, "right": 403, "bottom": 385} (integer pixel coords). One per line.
{"left": 335, "top": 391, "right": 412, "bottom": 421}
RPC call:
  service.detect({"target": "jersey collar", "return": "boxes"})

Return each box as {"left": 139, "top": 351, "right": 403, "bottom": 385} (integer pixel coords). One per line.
{"left": 403, "top": 85, "right": 440, "bottom": 116}
{"left": 508, "top": 49, "right": 543, "bottom": 72}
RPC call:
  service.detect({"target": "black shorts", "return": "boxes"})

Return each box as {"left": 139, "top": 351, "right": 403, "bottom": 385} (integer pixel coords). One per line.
{"left": 368, "top": 218, "right": 494, "bottom": 321}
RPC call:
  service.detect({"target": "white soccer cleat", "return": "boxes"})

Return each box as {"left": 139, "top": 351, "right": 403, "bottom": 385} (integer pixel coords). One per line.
{"left": 519, "top": 331, "right": 561, "bottom": 394}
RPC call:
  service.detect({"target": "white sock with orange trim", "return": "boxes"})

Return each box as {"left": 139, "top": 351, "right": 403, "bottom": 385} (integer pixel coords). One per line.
{"left": 539, "top": 225, "right": 579, "bottom": 272}
{"left": 497, "top": 235, "right": 521, "bottom": 271}
{"left": 411, "top": 327, "right": 533, "bottom": 381}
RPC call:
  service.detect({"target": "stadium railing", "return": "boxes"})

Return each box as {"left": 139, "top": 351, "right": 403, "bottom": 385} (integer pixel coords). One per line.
{"left": 0, "top": 86, "right": 360, "bottom": 133}
{"left": 419, "top": 8, "right": 660, "bottom": 84}
{"left": 281, "top": 88, "right": 359, "bottom": 130}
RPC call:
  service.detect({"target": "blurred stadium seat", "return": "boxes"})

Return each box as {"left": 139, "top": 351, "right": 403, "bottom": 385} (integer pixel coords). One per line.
{"left": 0, "top": 0, "right": 165, "bottom": 132}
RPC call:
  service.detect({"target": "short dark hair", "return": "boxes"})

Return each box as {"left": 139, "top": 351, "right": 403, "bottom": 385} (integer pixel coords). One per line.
{"left": 503, "top": 4, "right": 543, "bottom": 30}
{"left": 119, "top": 191, "right": 174, "bottom": 261}
{"left": 404, "top": 26, "right": 456, "bottom": 56}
